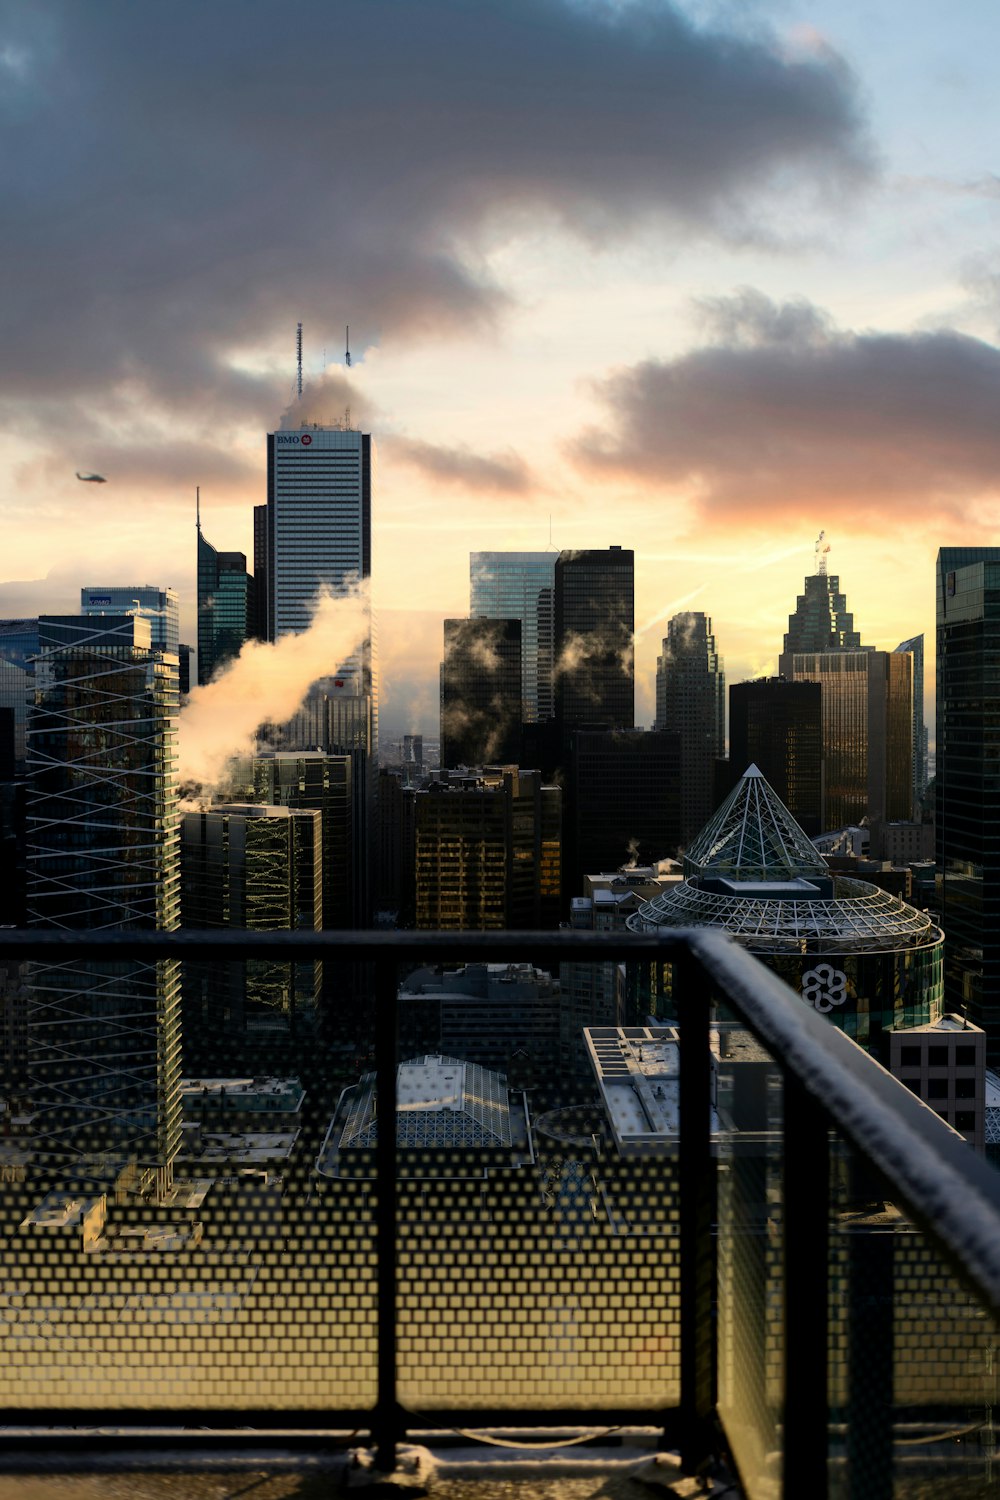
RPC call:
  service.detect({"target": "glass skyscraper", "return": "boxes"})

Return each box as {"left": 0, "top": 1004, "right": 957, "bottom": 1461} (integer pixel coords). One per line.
{"left": 778, "top": 564, "right": 864, "bottom": 677}
{"left": 655, "top": 611, "right": 725, "bottom": 844}
{"left": 195, "top": 527, "right": 254, "bottom": 686}
{"left": 26, "top": 613, "right": 181, "bottom": 1187}
{"left": 554, "top": 547, "right": 634, "bottom": 730}
{"left": 81, "top": 585, "right": 179, "bottom": 653}
{"left": 789, "top": 650, "right": 912, "bottom": 830}
{"left": 895, "top": 632, "right": 929, "bottom": 802}
{"left": 440, "top": 617, "right": 522, "bottom": 768}
{"left": 936, "top": 548, "right": 1000, "bottom": 1054}
{"left": 0, "top": 617, "right": 39, "bottom": 771}
{"left": 729, "top": 678, "right": 823, "bottom": 837}
{"left": 470, "top": 551, "right": 556, "bottom": 722}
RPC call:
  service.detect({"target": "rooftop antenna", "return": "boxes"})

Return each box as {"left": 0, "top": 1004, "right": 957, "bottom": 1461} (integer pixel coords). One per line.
{"left": 345, "top": 325, "right": 351, "bottom": 368}
{"left": 546, "top": 513, "right": 558, "bottom": 552}
{"left": 196, "top": 485, "right": 201, "bottom": 537}
{"left": 296, "top": 322, "right": 303, "bottom": 399}
{"left": 815, "top": 529, "right": 830, "bottom": 576}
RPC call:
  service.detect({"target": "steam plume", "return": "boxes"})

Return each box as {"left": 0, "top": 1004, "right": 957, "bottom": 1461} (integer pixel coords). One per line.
{"left": 177, "top": 583, "right": 370, "bottom": 790}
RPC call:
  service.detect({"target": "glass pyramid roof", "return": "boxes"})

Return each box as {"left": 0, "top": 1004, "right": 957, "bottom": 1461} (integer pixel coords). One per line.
{"left": 683, "top": 764, "right": 830, "bottom": 882}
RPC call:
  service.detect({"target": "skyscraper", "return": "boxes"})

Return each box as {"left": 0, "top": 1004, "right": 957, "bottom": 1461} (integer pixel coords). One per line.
{"left": 788, "top": 650, "right": 912, "bottom": 829}
{"left": 226, "top": 751, "right": 357, "bottom": 928}
{"left": 895, "top": 633, "right": 928, "bottom": 804}
{"left": 0, "top": 618, "right": 39, "bottom": 773}
{"left": 655, "top": 612, "right": 725, "bottom": 843}
{"left": 936, "top": 548, "right": 1000, "bottom": 1052}
{"left": 440, "top": 617, "right": 522, "bottom": 768}
{"left": 729, "top": 678, "right": 823, "bottom": 837}
{"left": 26, "top": 613, "right": 181, "bottom": 1186}
{"left": 470, "top": 552, "right": 556, "bottom": 722}
{"left": 414, "top": 768, "right": 561, "bottom": 930}
{"left": 565, "top": 729, "right": 681, "bottom": 897}
{"left": 778, "top": 541, "right": 864, "bottom": 678}
{"left": 554, "top": 547, "right": 634, "bottom": 730}
{"left": 195, "top": 521, "right": 255, "bottom": 686}
{"left": 265, "top": 423, "right": 372, "bottom": 639}
{"left": 81, "top": 585, "right": 179, "bottom": 654}
{"left": 181, "top": 803, "right": 322, "bottom": 1046}
{"left": 263, "top": 420, "right": 377, "bottom": 919}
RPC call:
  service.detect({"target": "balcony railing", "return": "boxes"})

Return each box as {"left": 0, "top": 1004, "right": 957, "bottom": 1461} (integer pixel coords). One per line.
{"left": 3, "top": 925, "right": 1000, "bottom": 1499}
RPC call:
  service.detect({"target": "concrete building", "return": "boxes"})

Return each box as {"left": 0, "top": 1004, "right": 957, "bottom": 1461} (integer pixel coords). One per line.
{"left": 888, "top": 1015, "right": 985, "bottom": 1152}
{"left": 398, "top": 963, "right": 560, "bottom": 1078}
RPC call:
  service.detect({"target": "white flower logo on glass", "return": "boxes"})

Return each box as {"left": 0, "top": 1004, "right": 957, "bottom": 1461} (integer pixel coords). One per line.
{"left": 801, "top": 964, "right": 848, "bottom": 1013}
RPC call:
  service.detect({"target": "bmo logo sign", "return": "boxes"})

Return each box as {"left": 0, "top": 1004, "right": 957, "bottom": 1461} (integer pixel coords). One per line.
{"left": 276, "top": 432, "right": 313, "bottom": 445}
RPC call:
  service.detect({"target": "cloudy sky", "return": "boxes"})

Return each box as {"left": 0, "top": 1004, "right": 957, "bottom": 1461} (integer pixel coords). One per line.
{"left": 3, "top": 0, "right": 999, "bottom": 742}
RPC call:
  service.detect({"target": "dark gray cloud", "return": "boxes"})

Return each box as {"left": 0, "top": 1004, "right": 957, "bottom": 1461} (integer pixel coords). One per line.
{"left": 570, "top": 291, "right": 1000, "bottom": 525}
{"left": 390, "top": 437, "right": 533, "bottom": 494}
{"left": 0, "top": 0, "right": 867, "bottom": 479}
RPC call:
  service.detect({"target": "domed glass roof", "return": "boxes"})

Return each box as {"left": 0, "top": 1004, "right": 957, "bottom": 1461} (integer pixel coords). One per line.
{"left": 683, "top": 763, "right": 829, "bottom": 881}
{"left": 631, "top": 765, "right": 943, "bottom": 955}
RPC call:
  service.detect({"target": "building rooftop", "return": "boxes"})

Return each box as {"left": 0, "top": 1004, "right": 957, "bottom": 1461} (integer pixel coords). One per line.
{"left": 631, "top": 766, "right": 944, "bottom": 956}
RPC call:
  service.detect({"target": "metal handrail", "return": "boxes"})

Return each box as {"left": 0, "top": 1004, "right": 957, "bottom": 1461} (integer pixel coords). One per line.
{"left": 4, "top": 924, "right": 1000, "bottom": 1496}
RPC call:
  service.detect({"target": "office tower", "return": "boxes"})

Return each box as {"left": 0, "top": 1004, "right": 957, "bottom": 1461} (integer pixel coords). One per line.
{"left": 0, "top": 618, "right": 38, "bottom": 773}
{"left": 629, "top": 765, "right": 944, "bottom": 1062}
{"left": 414, "top": 768, "right": 560, "bottom": 929}
{"left": 226, "top": 751, "right": 356, "bottom": 928}
{"left": 177, "top": 643, "right": 193, "bottom": 697}
{"left": 778, "top": 543, "right": 864, "bottom": 677}
{"left": 440, "top": 617, "right": 522, "bottom": 768}
{"left": 81, "top": 585, "right": 180, "bottom": 654}
{"left": 263, "top": 421, "right": 377, "bottom": 918}
{"left": 895, "top": 633, "right": 928, "bottom": 804}
{"left": 181, "top": 803, "right": 322, "bottom": 1043}
{"left": 554, "top": 547, "right": 634, "bottom": 730}
{"left": 655, "top": 612, "right": 725, "bottom": 843}
{"left": 26, "top": 614, "right": 180, "bottom": 1186}
{"left": 196, "top": 520, "right": 255, "bottom": 686}
{"left": 252, "top": 502, "right": 269, "bottom": 642}
{"left": 787, "top": 651, "right": 912, "bottom": 830}
{"left": 403, "top": 734, "right": 423, "bottom": 773}
{"left": 471, "top": 552, "right": 557, "bottom": 722}
{"left": 376, "top": 767, "right": 416, "bottom": 925}
{"left": 729, "top": 678, "right": 823, "bottom": 837}
{"left": 936, "top": 548, "right": 1000, "bottom": 1051}
{"left": 565, "top": 730, "right": 681, "bottom": 898}
{"left": 398, "top": 962, "right": 561, "bottom": 1079}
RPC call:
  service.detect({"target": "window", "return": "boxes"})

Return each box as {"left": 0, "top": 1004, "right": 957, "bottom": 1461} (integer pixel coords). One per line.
{"left": 956, "top": 1078, "right": 976, "bottom": 1099}
{"left": 927, "top": 1079, "right": 948, "bottom": 1099}
{"left": 928, "top": 1046, "right": 949, "bottom": 1066}
{"left": 900, "top": 1045, "right": 921, "bottom": 1066}
{"left": 956, "top": 1045, "right": 978, "bottom": 1066}
{"left": 956, "top": 1111, "right": 977, "bottom": 1132}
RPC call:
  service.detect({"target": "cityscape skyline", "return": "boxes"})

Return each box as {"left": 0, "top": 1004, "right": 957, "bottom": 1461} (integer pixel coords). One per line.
{"left": 2, "top": 1, "right": 998, "bottom": 739}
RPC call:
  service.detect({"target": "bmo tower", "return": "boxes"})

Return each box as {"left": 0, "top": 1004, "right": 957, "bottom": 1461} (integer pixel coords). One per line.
{"left": 263, "top": 422, "right": 376, "bottom": 920}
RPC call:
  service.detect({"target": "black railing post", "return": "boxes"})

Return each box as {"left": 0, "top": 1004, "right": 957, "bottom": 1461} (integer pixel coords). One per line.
{"left": 783, "top": 1076, "right": 830, "bottom": 1498}
{"left": 373, "top": 955, "right": 403, "bottom": 1470}
{"left": 677, "top": 947, "right": 716, "bottom": 1472}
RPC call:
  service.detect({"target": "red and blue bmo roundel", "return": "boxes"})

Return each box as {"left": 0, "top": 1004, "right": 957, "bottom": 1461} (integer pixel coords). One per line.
{"left": 300, "top": 433, "right": 312, "bottom": 445}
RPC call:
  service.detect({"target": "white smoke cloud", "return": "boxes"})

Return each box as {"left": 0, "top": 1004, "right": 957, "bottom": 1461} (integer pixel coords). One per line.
{"left": 177, "top": 582, "right": 370, "bottom": 790}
